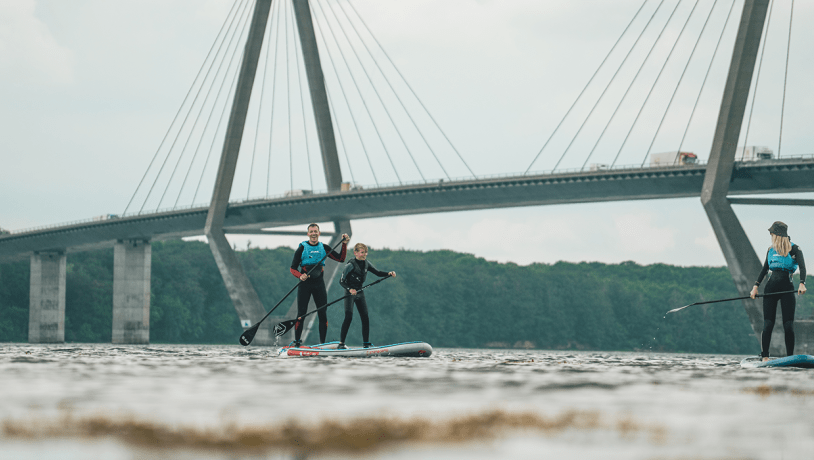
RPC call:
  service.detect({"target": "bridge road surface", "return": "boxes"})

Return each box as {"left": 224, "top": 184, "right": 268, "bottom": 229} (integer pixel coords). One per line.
{"left": 2, "top": 158, "right": 813, "bottom": 262}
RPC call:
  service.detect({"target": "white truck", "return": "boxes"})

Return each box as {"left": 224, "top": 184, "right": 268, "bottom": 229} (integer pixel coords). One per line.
{"left": 283, "top": 189, "right": 312, "bottom": 197}
{"left": 736, "top": 145, "right": 773, "bottom": 161}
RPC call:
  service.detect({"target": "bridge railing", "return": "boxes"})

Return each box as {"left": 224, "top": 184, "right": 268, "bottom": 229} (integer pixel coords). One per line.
{"left": 5, "top": 155, "right": 814, "bottom": 236}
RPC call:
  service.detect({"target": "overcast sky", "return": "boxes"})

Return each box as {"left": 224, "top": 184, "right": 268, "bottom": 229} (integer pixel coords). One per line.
{"left": 1, "top": 0, "right": 812, "bottom": 267}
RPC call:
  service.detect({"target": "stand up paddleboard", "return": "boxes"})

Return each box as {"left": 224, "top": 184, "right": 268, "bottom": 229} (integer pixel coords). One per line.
{"left": 740, "top": 354, "right": 814, "bottom": 369}
{"left": 278, "top": 341, "right": 433, "bottom": 358}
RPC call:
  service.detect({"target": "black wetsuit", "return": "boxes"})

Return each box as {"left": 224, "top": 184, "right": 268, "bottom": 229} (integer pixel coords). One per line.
{"left": 338, "top": 258, "right": 389, "bottom": 345}
{"left": 290, "top": 241, "right": 347, "bottom": 343}
{"left": 754, "top": 244, "right": 806, "bottom": 357}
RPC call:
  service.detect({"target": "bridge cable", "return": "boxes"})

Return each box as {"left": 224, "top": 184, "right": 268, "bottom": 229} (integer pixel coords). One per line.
{"left": 139, "top": 0, "right": 252, "bottom": 213}
{"left": 311, "top": 4, "right": 379, "bottom": 187}
{"left": 676, "top": 0, "right": 737, "bottom": 156}
{"left": 122, "top": 0, "right": 243, "bottom": 215}
{"left": 523, "top": 0, "right": 648, "bottom": 175}
{"left": 638, "top": 0, "right": 720, "bottom": 167}
{"left": 186, "top": 2, "right": 254, "bottom": 207}
{"left": 345, "top": 1, "right": 475, "bottom": 177}
{"left": 181, "top": 2, "right": 254, "bottom": 207}
{"left": 284, "top": 0, "right": 293, "bottom": 192}
{"left": 313, "top": 0, "right": 403, "bottom": 185}
{"left": 142, "top": 0, "right": 253, "bottom": 213}
{"left": 289, "top": 1, "right": 315, "bottom": 191}
{"left": 324, "top": 0, "right": 427, "bottom": 182}
{"left": 157, "top": 0, "right": 256, "bottom": 211}
{"left": 551, "top": 0, "right": 668, "bottom": 172}
{"left": 192, "top": 67, "right": 243, "bottom": 205}
{"left": 246, "top": 0, "right": 276, "bottom": 200}
{"left": 740, "top": 0, "right": 774, "bottom": 161}
{"left": 335, "top": 1, "right": 448, "bottom": 181}
{"left": 580, "top": 0, "right": 682, "bottom": 171}
{"left": 266, "top": 0, "right": 284, "bottom": 197}
{"left": 778, "top": 0, "right": 794, "bottom": 157}
{"left": 610, "top": 0, "right": 701, "bottom": 168}
{"left": 175, "top": 33, "right": 250, "bottom": 210}
{"left": 309, "top": 1, "right": 381, "bottom": 186}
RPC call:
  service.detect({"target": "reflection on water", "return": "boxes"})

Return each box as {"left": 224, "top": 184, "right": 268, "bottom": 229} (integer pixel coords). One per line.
{"left": 1, "top": 344, "right": 813, "bottom": 459}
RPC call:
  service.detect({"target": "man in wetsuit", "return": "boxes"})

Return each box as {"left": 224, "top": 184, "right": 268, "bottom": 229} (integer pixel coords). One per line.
{"left": 290, "top": 223, "right": 349, "bottom": 346}
{"left": 750, "top": 221, "right": 807, "bottom": 361}
{"left": 337, "top": 243, "right": 395, "bottom": 349}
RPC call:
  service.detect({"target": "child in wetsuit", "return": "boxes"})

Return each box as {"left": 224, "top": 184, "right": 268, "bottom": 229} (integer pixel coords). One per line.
{"left": 337, "top": 243, "right": 395, "bottom": 349}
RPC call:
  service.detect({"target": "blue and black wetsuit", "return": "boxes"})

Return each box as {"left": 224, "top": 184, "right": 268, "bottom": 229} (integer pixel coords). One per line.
{"left": 290, "top": 241, "right": 347, "bottom": 344}
{"left": 754, "top": 244, "right": 806, "bottom": 357}
{"left": 338, "top": 258, "right": 390, "bottom": 345}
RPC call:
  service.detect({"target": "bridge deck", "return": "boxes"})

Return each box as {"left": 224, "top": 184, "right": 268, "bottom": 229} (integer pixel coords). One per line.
{"left": 2, "top": 158, "right": 813, "bottom": 261}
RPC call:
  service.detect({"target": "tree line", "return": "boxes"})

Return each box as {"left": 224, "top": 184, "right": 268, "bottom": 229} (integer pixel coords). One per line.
{"left": 1, "top": 240, "right": 811, "bottom": 353}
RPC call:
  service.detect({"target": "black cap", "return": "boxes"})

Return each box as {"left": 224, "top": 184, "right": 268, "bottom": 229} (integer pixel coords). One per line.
{"left": 768, "top": 221, "right": 788, "bottom": 238}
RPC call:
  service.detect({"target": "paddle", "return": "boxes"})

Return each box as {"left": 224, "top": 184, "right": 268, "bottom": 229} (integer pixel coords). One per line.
{"left": 239, "top": 238, "right": 346, "bottom": 346}
{"left": 272, "top": 275, "right": 392, "bottom": 338}
{"left": 666, "top": 290, "right": 797, "bottom": 315}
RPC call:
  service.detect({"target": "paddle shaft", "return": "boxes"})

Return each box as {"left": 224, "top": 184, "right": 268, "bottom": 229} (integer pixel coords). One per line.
{"left": 667, "top": 289, "right": 798, "bottom": 314}
{"left": 240, "top": 238, "right": 345, "bottom": 343}
{"left": 272, "top": 276, "right": 392, "bottom": 337}
{"left": 295, "top": 275, "right": 391, "bottom": 321}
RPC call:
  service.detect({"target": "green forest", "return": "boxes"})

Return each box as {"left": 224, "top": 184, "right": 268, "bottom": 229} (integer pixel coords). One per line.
{"left": 1, "top": 240, "right": 811, "bottom": 353}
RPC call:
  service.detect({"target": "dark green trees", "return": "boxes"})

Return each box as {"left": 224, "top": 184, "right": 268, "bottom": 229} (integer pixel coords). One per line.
{"left": 3, "top": 241, "right": 810, "bottom": 353}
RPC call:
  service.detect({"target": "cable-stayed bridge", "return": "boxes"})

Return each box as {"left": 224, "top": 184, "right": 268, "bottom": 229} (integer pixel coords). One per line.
{"left": 2, "top": 0, "right": 812, "bottom": 351}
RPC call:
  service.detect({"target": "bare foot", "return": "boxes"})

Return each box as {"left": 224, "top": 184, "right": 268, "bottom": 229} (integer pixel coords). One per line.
{"left": 762, "top": 357, "right": 770, "bottom": 362}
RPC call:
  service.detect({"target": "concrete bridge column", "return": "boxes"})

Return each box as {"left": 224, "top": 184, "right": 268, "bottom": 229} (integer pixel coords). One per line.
{"left": 112, "top": 239, "right": 150, "bottom": 344}
{"left": 29, "top": 251, "right": 66, "bottom": 343}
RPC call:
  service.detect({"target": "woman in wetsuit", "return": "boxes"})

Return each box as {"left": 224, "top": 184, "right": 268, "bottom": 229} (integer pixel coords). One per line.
{"left": 289, "top": 223, "right": 348, "bottom": 346}
{"left": 337, "top": 243, "right": 395, "bottom": 349}
{"left": 750, "top": 221, "right": 806, "bottom": 361}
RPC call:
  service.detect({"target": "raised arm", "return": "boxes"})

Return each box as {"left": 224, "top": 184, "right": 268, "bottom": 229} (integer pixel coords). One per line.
{"left": 325, "top": 241, "right": 347, "bottom": 263}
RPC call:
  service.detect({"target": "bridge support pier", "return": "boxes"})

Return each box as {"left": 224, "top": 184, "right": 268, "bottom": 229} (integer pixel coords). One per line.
{"left": 28, "top": 251, "right": 66, "bottom": 343}
{"left": 112, "top": 239, "right": 151, "bottom": 344}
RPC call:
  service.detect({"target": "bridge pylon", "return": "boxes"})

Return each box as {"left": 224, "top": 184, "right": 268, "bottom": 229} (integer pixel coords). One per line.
{"left": 205, "top": 0, "right": 350, "bottom": 345}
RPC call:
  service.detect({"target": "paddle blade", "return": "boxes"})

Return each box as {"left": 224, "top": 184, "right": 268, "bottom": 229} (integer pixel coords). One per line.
{"left": 239, "top": 325, "right": 259, "bottom": 346}
{"left": 273, "top": 319, "right": 297, "bottom": 337}
{"left": 666, "top": 303, "right": 696, "bottom": 315}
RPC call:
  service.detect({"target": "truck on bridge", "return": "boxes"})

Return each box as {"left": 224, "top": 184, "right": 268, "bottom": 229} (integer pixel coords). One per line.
{"left": 737, "top": 145, "right": 773, "bottom": 161}
{"left": 650, "top": 151, "right": 698, "bottom": 166}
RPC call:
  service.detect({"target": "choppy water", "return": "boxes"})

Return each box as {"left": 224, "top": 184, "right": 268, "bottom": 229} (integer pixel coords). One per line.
{"left": 1, "top": 344, "right": 813, "bottom": 459}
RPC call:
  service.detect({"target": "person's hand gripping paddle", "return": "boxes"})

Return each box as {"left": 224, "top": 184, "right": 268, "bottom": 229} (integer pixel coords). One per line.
{"left": 239, "top": 238, "right": 345, "bottom": 346}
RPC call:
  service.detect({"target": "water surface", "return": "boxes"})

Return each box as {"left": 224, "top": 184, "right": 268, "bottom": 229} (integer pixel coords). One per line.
{"left": 1, "top": 344, "right": 812, "bottom": 459}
